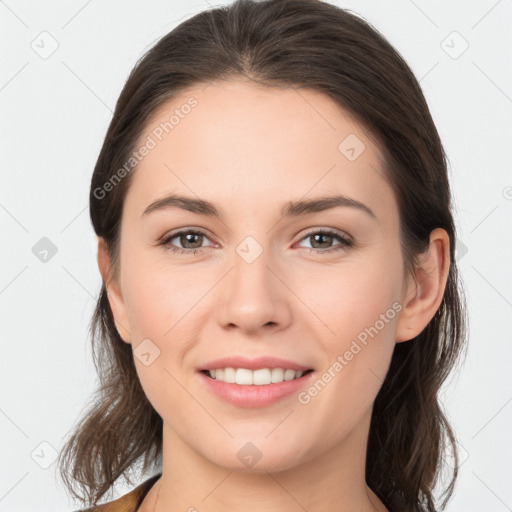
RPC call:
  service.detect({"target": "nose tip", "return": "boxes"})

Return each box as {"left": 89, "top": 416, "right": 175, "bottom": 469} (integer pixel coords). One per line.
{"left": 217, "top": 260, "right": 290, "bottom": 334}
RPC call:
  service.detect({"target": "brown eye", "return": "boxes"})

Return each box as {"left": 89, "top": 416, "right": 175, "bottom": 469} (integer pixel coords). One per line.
{"left": 310, "top": 232, "right": 335, "bottom": 249}
{"left": 159, "top": 229, "right": 214, "bottom": 255}
{"left": 297, "top": 229, "right": 353, "bottom": 254}
{"left": 177, "top": 232, "right": 204, "bottom": 249}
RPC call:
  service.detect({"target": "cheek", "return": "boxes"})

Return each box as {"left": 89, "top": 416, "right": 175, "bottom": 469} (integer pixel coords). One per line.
{"left": 295, "top": 272, "right": 401, "bottom": 441}
{"left": 121, "top": 253, "right": 202, "bottom": 337}
{"left": 301, "top": 259, "right": 401, "bottom": 343}
{"left": 296, "top": 252, "right": 403, "bottom": 408}
{"left": 120, "top": 254, "right": 207, "bottom": 392}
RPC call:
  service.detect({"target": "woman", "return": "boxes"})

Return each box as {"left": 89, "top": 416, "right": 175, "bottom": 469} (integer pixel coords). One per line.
{"left": 59, "top": 0, "right": 467, "bottom": 511}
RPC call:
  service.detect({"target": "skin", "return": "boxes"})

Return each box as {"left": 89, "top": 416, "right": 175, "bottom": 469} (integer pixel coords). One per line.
{"left": 97, "top": 78, "right": 450, "bottom": 512}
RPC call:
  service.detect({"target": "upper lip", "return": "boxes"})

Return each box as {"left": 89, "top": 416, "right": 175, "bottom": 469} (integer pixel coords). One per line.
{"left": 199, "top": 356, "right": 313, "bottom": 372}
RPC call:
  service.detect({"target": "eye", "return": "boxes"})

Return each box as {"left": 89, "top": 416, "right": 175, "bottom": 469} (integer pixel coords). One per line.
{"left": 296, "top": 228, "right": 353, "bottom": 255}
{"left": 157, "top": 227, "right": 353, "bottom": 256}
{"left": 158, "top": 228, "right": 215, "bottom": 255}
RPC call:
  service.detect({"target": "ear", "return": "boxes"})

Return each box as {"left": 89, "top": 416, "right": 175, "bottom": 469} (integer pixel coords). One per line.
{"left": 97, "top": 236, "right": 132, "bottom": 344}
{"left": 395, "top": 228, "right": 450, "bottom": 343}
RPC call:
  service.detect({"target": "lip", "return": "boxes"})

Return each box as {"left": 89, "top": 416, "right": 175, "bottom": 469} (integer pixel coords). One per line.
{"left": 198, "top": 369, "right": 315, "bottom": 408}
{"left": 199, "top": 356, "right": 313, "bottom": 372}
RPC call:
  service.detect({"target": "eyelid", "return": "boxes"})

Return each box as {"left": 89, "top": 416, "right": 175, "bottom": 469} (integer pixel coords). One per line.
{"left": 296, "top": 226, "right": 352, "bottom": 242}
{"left": 158, "top": 226, "right": 352, "bottom": 246}
{"left": 157, "top": 226, "right": 216, "bottom": 245}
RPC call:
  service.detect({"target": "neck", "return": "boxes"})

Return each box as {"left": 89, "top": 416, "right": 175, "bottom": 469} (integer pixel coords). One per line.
{"left": 149, "top": 409, "right": 387, "bottom": 512}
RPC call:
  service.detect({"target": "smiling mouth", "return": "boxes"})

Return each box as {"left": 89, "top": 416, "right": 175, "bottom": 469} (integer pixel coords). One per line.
{"left": 200, "top": 368, "right": 314, "bottom": 385}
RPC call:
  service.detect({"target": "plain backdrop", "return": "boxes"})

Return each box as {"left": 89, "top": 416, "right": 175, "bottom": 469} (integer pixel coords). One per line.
{"left": 1, "top": 1, "right": 511, "bottom": 510}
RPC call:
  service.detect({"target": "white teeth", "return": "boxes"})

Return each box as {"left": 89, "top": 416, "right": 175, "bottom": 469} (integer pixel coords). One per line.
{"left": 271, "top": 368, "right": 284, "bottom": 383}
{"left": 236, "top": 368, "right": 255, "bottom": 385}
{"left": 224, "top": 368, "right": 236, "bottom": 383}
{"left": 207, "top": 367, "right": 307, "bottom": 385}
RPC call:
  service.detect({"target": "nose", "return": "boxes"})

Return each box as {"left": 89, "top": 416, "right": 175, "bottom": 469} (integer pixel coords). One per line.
{"left": 216, "top": 248, "right": 292, "bottom": 335}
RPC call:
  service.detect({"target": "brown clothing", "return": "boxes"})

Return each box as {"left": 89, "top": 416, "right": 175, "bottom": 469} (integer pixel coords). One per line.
{"left": 73, "top": 474, "right": 161, "bottom": 512}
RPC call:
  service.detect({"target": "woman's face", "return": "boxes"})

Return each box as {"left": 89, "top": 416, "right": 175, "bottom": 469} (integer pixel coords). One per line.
{"left": 105, "top": 79, "right": 416, "bottom": 472}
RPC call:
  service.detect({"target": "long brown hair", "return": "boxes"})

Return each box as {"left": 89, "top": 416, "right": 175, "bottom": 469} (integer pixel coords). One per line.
{"left": 57, "top": 1, "right": 468, "bottom": 510}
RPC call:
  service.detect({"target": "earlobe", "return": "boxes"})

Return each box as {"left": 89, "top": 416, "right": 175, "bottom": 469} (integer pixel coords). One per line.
{"left": 395, "top": 228, "right": 450, "bottom": 343}
{"left": 96, "top": 236, "right": 132, "bottom": 344}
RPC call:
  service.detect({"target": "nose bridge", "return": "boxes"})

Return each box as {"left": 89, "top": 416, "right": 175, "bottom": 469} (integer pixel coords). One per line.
{"left": 216, "top": 232, "right": 289, "bottom": 332}
{"left": 232, "top": 234, "right": 276, "bottom": 303}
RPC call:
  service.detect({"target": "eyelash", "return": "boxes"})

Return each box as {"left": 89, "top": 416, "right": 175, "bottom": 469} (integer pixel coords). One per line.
{"left": 158, "top": 227, "right": 353, "bottom": 256}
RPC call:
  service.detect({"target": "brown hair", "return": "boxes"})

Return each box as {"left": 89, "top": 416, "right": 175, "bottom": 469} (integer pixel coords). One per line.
{"left": 57, "top": 1, "right": 468, "bottom": 510}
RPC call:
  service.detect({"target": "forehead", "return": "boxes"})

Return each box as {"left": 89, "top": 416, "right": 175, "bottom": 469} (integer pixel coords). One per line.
{"left": 124, "top": 79, "right": 396, "bottom": 224}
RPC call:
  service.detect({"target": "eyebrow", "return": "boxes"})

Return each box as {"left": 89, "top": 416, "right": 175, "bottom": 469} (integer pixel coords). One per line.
{"left": 142, "top": 193, "right": 376, "bottom": 220}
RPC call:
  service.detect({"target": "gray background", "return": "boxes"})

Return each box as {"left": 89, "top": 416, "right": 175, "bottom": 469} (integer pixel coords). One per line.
{"left": 1, "top": 0, "right": 511, "bottom": 510}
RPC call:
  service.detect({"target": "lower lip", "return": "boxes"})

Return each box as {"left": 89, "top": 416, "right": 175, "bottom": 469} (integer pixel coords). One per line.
{"left": 198, "top": 370, "right": 315, "bottom": 408}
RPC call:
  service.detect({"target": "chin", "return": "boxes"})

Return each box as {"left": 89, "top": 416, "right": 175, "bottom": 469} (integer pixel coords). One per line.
{"left": 198, "top": 437, "right": 312, "bottom": 474}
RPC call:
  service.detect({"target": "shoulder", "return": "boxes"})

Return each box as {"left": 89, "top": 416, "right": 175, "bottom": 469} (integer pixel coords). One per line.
{"left": 71, "top": 473, "right": 161, "bottom": 512}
